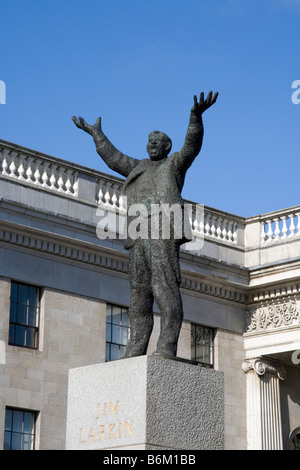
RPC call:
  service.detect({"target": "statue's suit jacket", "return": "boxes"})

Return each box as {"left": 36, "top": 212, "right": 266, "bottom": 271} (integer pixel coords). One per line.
{"left": 93, "top": 116, "right": 204, "bottom": 249}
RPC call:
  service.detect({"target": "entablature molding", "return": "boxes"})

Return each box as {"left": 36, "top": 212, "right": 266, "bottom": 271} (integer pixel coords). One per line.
{"left": 0, "top": 220, "right": 129, "bottom": 274}
{"left": 248, "top": 258, "right": 300, "bottom": 289}
{"left": 180, "top": 275, "right": 248, "bottom": 304}
{"left": 248, "top": 282, "right": 300, "bottom": 304}
{"left": 0, "top": 220, "right": 250, "bottom": 305}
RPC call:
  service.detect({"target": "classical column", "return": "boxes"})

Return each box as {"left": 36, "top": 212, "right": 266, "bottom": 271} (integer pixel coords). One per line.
{"left": 242, "top": 358, "right": 286, "bottom": 450}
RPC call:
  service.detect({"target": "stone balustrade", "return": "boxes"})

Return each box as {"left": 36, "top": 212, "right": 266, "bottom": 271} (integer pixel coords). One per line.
{"left": 3, "top": 139, "right": 300, "bottom": 255}
{"left": 96, "top": 177, "right": 241, "bottom": 245}
{"left": 0, "top": 141, "right": 248, "bottom": 251}
{"left": 261, "top": 208, "right": 300, "bottom": 243}
{"left": 0, "top": 146, "right": 79, "bottom": 197}
{"left": 96, "top": 177, "right": 127, "bottom": 213}
{"left": 200, "top": 209, "right": 239, "bottom": 244}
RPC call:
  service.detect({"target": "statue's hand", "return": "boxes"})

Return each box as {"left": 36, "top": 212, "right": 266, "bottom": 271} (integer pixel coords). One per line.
{"left": 72, "top": 116, "right": 102, "bottom": 138}
{"left": 192, "top": 91, "right": 218, "bottom": 117}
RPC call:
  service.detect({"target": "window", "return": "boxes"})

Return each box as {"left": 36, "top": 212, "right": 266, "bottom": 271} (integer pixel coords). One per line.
{"left": 9, "top": 282, "right": 40, "bottom": 348}
{"left": 4, "top": 408, "right": 37, "bottom": 450}
{"left": 191, "top": 324, "right": 213, "bottom": 367}
{"left": 106, "top": 304, "right": 130, "bottom": 361}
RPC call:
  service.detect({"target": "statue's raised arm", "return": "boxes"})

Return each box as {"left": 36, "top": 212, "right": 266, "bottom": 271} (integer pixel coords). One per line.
{"left": 72, "top": 115, "right": 139, "bottom": 178}
{"left": 173, "top": 91, "right": 218, "bottom": 175}
{"left": 192, "top": 91, "right": 218, "bottom": 117}
{"left": 72, "top": 115, "right": 102, "bottom": 138}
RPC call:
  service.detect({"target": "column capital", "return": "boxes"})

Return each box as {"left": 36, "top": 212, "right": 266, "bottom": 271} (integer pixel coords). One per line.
{"left": 242, "top": 357, "right": 286, "bottom": 380}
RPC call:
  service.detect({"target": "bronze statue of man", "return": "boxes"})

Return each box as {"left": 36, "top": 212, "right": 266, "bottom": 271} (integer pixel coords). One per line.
{"left": 72, "top": 91, "right": 218, "bottom": 358}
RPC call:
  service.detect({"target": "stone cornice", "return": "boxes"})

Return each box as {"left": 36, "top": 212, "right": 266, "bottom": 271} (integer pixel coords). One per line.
{"left": 248, "top": 258, "right": 300, "bottom": 281}
{"left": 180, "top": 275, "right": 248, "bottom": 304}
{"left": 0, "top": 219, "right": 250, "bottom": 305}
{"left": 1, "top": 199, "right": 300, "bottom": 308}
{"left": 0, "top": 220, "right": 129, "bottom": 274}
{"left": 247, "top": 282, "right": 300, "bottom": 304}
{"left": 1, "top": 216, "right": 300, "bottom": 308}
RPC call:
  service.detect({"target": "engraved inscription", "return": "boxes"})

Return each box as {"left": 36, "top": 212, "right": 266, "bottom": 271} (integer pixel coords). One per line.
{"left": 78, "top": 401, "right": 133, "bottom": 444}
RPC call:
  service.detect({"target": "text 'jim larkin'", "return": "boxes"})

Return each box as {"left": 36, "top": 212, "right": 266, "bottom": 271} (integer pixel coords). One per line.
{"left": 78, "top": 401, "right": 134, "bottom": 445}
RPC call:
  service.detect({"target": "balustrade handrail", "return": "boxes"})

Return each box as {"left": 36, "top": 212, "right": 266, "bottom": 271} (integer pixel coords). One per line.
{"left": 248, "top": 206, "right": 300, "bottom": 244}
{"left": 3, "top": 139, "right": 300, "bottom": 251}
{"left": 0, "top": 139, "right": 124, "bottom": 199}
{"left": 0, "top": 139, "right": 124, "bottom": 184}
{"left": 246, "top": 205, "right": 300, "bottom": 223}
{"left": 0, "top": 139, "right": 246, "bottom": 246}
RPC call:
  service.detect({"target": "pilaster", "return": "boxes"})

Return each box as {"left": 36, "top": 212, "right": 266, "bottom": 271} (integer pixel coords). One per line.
{"left": 242, "top": 358, "right": 286, "bottom": 450}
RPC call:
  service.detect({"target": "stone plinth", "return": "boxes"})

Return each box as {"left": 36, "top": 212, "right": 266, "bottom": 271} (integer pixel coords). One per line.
{"left": 66, "top": 355, "right": 224, "bottom": 450}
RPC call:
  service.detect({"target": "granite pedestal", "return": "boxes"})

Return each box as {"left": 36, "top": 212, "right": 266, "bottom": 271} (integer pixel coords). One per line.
{"left": 66, "top": 355, "right": 224, "bottom": 450}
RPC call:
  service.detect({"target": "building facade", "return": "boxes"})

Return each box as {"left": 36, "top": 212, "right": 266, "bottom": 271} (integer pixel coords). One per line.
{"left": 0, "top": 138, "right": 299, "bottom": 450}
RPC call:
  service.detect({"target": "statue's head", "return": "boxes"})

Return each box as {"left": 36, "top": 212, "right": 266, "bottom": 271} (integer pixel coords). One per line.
{"left": 147, "top": 131, "right": 172, "bottom": 161}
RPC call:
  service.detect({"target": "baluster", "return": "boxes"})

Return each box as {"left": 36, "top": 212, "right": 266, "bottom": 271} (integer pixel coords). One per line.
{"left": 261, "top": 221, "right": 267, "bottom": 243}
{"left": 104, "top": 182, "right": 112, "bottom": 205}
{"left": 34, "top": 159, "right": 42, "bottom": 185}
{"left": 57, "top": 167, "right": 65, "bottom": 192}
{"left": 65, "top": 169, "right": 73, "bottom": 194}
{"left": 210, "top": 215, "right": 216, "bottom": 238}
{"left": 17, "top": 154, "right": 26, "bottom": 180}
{"left": 1, "top": 149, "right": 10, "bottom": 175}
{"left": 191, "top": 206, "right": 195, "bottom": 233}
{"left": 296, "top": 213, "right": 300, "bottom": 236}
{"left": 198, "top": 213, "right": 204, "bottom": 235}
{"left": 49, "top": 164, "right": 57, "bottom": 190}
{"left": 41, "top": 162, "right": 49, "bottom": 187}
{"left": 191, "top": 206, "right": 199, "bottom": 233}
{"left": 281, "top": 216, "right": 288, "bottom": 238}
{"left": 189, "top": 206, "right": 196, "bottom": 233}
{"left": 228, "top": 221, "right": 233, "bottom": 242}
{"left": 25, "top": 157, "right": 34, "bottom": 183}
{"left": 265, "top": 220, "right": 273, "bottom": 242}
{"left": 194, "top": 206, "right": 203, "bottom": 234}
{"left": 233, "top": 222, "right": 238, "bottom": 244}
{"left": 221, "top": 219, "right": 227, "bottom": 240}
{"left": 97, "top": 179, "right": 104, "bottom": 204}
{"left": 119, "top": 190, "right": 126, "bottom": 212}
{"left": 194, "top": 217, "right": 200, "bottom": 234}
{"left": 111, "top": 184, "right": 118, "bottom": 208}
{"left": 289, "top": 214, "right": 296, "bottom": 237}
{"left": 274, "top": 218, "right": 280, "bottom": 240}
{"left": 73, "top": 172, "right": 79, "bottom": 196}
{"left": 9, "top": 151, "right": 18, "bottom": 178}
{"left": 216, "top": 217, "right": 222, "bottom": 239}
{"left": 204, "top": 213, "right": 211, "bottom": 236}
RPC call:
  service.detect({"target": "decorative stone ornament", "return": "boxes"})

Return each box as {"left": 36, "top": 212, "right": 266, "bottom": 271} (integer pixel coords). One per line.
{"left": 246, "top": 301, "right": 300, "bottom": 332}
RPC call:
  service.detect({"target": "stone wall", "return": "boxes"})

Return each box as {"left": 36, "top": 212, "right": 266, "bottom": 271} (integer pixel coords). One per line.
{"left": 0, "top": 279, "right": 106, "bottom": 450}
{"left": 214, "top": 328, "right": 247, "bottom": 450}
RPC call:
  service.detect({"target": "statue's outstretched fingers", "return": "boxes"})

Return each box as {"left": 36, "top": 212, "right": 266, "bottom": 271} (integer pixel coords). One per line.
{"left": 72, "top": 116, "right": 82, "bottom": 128}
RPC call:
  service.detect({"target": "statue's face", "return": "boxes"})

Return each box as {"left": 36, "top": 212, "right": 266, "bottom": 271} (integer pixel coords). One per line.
{"left": 147, "top": 132, "right": 171, "bottom": 161}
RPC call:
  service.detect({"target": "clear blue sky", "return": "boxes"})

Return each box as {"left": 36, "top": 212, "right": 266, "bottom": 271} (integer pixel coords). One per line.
{"left": 1, "top": 0, "right": 299, "bottom": 217}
